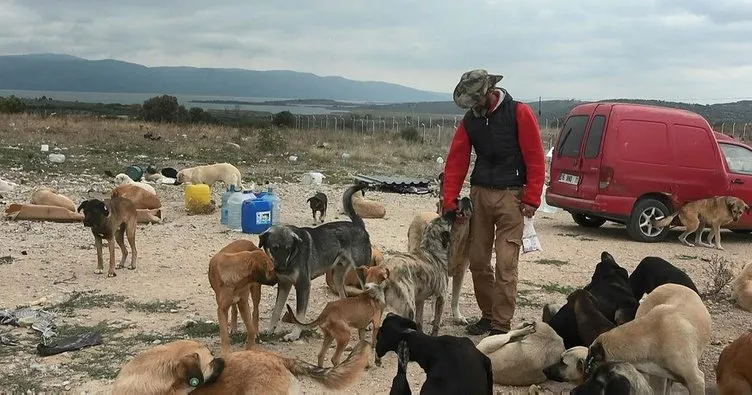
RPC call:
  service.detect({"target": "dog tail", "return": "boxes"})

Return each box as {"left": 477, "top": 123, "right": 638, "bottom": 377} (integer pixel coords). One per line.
{"left": 651, "top": 212, "right": 678, "bottom": 228}
{"left": 282, "top": 339, "right": 370, "bottom": 390}
{"left": 342, "top": 183, "right": 367, "bottom": 228}
{"left": 284, "top": 304, "right": 325, "bottom": 328}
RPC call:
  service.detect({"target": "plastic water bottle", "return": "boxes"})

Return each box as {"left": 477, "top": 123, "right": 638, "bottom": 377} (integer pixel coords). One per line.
{"left": 267, "top": 185, "right": 282, "bottom": 224}
{"left": 227, "top": 191, "right": 255, "bottom": 231}
{"left": 220, "top": 185, "right": 239, "bottom": 225}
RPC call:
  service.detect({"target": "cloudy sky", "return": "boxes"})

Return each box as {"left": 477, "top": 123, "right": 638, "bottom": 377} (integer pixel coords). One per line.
{"left": 2, "top": 0, "right": 752, "bottom": 103}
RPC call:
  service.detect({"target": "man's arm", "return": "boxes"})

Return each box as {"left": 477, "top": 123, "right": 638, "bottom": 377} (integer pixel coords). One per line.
{"left": 442, "top": 120, "right": 472, "bottom": 212}
{"left": 517, "top": 103, "right": 546, "bottom": 208}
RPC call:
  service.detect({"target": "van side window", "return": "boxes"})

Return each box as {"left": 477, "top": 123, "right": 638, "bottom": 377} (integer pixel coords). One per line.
{"left": 557, "top": 115, "right": 589, "bottom": 158}
{"left": 720, "top": 143, "right": 752, "bottom": 175}
{"left": 584, "top": 115, "right": 606, "bottom": 159}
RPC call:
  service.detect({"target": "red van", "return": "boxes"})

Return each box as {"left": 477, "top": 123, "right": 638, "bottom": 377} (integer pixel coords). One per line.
{"left": 545, "top": 102, "right": 752, "bottom": 242}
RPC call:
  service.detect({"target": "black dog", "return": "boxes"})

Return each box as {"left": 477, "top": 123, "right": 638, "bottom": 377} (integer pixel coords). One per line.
{"left": 375, "top": 313, "right": 493, "bottom": 395}
{"left": 306, "top": 192, "right": 328, "bottom": 225}
{"left": 629, "top": 256, "right": 699, "bottom": 299}
{"left": 546, "top": 252, "right": 640, "bottom": 349}
{"left": 77, "top": 197, "right": 138, "bottom": 277}
{"left": 571, "top": 361, "right": 652, "bottom": 395}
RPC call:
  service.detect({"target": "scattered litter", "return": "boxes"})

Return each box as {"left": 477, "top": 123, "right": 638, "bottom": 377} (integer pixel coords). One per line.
{"left": 0, "top": 335, "right": 18, "bottom": 346}
{"left": 352, "top": 174, "right": 432, "bottom": 195}
{"left": 538, "top": 186, "right": 557, "bottom": 214}
{"left": 227, "top": 142, "right": 241, "bottom": 149}
{"left": 41, "top": 144, "right": 49, "bottom": 152}
{"left": 288, "top": 155, "right": 298, "bottom": 162}
{"left": 37, "top": 331, "right": 102, "bottom": 357}
{"left": 0, "top": 178, "right": 18, "bottom": 192}
{"left": 0, "top": 256, "right": 13, "bottom": 265}
{"left": 545, "top": 147, "right": 554, "bottom": 159}
{"left": 300, "top": 172, "right": 325, "bottom": 185}
{"left": 48, "top": 153, "right": 66, "bottom": 163}
{"left": 0, "top": 307, "right": 58, "bottom": 344}
{"left": 436, "top": 157, "right": 444, "bottom": 164}
{"left": 522, "top": 217, "right": 542, "bottom": 254}
{"left": 161, "top": 167, "right": 178, "bottom": 179}
{"left": 341, "top": 152, "right": 351, "bottom": 160}
{"left": 159, "top": 177, "right": 177, "bottom": 184}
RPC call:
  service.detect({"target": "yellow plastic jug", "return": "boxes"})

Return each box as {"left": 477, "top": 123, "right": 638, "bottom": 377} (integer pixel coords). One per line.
{"left": 184, "top": 184, "right": 212, "bottom": 213}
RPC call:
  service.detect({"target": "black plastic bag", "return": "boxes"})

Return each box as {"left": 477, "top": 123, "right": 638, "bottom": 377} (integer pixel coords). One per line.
{"left": 37, "top": 332, "right": 102, "bottom": 357}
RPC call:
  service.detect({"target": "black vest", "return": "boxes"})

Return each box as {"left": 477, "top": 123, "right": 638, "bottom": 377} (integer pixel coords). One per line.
{"left": 463, "top": 89, "right": 527, "bottom": 189}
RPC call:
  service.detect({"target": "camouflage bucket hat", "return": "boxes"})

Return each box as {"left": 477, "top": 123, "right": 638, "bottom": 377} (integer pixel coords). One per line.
{"left": 453, "top": 69, "right": 503, "bottom": 109}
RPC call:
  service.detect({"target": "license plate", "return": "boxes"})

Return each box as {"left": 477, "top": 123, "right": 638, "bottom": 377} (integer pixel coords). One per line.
{"left": 559, "top": 173, "right": 580, "bottom": 185}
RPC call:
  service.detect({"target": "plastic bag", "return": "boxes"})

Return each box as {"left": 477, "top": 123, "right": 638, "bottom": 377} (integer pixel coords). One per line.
{"left": 522, "top": 216, "right": 542, "bottom": 253}
{"left": 538, "top": 185, "right": 558, "bottom": 214}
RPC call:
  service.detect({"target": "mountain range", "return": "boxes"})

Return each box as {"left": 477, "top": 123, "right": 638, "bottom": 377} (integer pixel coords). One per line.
{"left": 0, "top": 53, "right": 449, "bottom": 103}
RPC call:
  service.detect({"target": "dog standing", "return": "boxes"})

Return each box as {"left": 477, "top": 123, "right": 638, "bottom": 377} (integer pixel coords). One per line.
{"left": 325, "top": 246, "right": 384, "bottom": 297}
{"left": 306, "top": 192, "right": 328, "bottom": 225}
{"left": 715, "top": 330, "right": 752, "bottom": 395}
{"left": 375, "top": 313, "right": 493, "bottom": 395}
{"left": 652, "top": 195, "right": 750, "bottom": 250}
{"left": 175, "top": 163, "right": 245, "bottom": 191}
{"left": 208, "top": 240, "right": 277, "bottom": 356}
{"left": 77, "top": 198, "right": 138, "bottom": 277}
{"left": 259, "top": 184, "right": 372, "bottom": 341}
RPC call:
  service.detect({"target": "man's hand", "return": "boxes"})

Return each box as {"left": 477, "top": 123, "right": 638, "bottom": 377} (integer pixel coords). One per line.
{"left": 520, "top": 203, "right": 537, "bottom": 218}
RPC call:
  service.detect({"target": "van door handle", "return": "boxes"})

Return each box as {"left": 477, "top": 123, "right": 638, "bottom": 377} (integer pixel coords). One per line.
{"left": 731, "top": 179, "right": 744, "bottom": 185}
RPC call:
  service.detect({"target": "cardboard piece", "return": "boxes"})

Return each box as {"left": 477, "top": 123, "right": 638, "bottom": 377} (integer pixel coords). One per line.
{"left": 4, "top": 204, "right": 163, "bottom": 224}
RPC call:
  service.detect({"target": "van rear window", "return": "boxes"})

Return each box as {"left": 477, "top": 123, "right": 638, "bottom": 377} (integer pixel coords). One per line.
{"left": 557, "top": 115, "right": 589, "bottom": 157}
{"left": 584, "top": 115, "right": 606, "bottom": 158}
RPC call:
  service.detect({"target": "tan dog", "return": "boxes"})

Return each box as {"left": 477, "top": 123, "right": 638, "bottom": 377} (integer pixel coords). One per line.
{"left": 111, "top": 183, "right": 161, "bottom": 210}
{"left": 350, "top": 188, "right": 386, "bottom": 219}
{"left": 77, "top": 198, "right": 138, "bottom": 277}
{"left": 732, "top": 262, "right": 752, "bottom": 313}
{"left": 208, "top": 240, "right": 277, "bottom": 356}
{"left": 716, "top": 330, "right": 752, "bottom": 395}
{"left": 30, "top": 187, "right": 77, "bottom": 212}
{"left": 325, "top": 246, "right": 384, "bottom": 296}
{"left": 652, "top": 195, "right": 750, "bottom": 250}
{"left": 111, "top": 339, "right": 224, "bottom": 395}
{"left": 542, "top": 346, "right": 589, "bottom": 385}
{"left": 283, "top": 265, "right": 388, "bottom": 367}
{"left": 175, "top": 163, "right": 244, "bottom": 190}
{"left": 192, "top": 340, "right": 371, "bottom": 394}
{"left": 114, "top": 173, "right": 157, "bottom": 195}
{"left": 585, "top": 283, "right": 712, "bottom": 395}
{"left": 476, "top": 321, "right": 566, "bottom": 386}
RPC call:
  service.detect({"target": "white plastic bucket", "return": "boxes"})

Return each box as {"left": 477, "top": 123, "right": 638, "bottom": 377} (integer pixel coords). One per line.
{"left": 300, "top": 172, "right": 325, "bottom": 185}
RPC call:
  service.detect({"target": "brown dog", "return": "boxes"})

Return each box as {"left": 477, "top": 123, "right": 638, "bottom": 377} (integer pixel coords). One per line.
{"left": 209, "top": 240, "right": 277, "bottom": 356}
{"left": 193, "top": 340, "right": 371, "bottom": 394}
{"left": 77, "top": 198, "right": 138, "bottom": 277}
{"left": 716, "top": 330, "right": 752, "bottom": 395}
{"left": 30, "top": 187, "right": 77, "bottom": 212}
{"left": 350, "top": 188, "right": 386, "bottom": 219}
{"left": 111, "top": 183, "right": 161, "bottom": 210}
{"left": 652, "top": 195, "right": 750, "bottom": 250}
{"left": 732, "top": 262, "right": 752, "bottom": 313}
{"left": 111, "top": 339, "right": 224, "bottom": 395}
{"left": 325, "top": 246, "right": 384, "bottom": 296}
{"left": 284, "top": 266, "right": 388, "bottom": 367}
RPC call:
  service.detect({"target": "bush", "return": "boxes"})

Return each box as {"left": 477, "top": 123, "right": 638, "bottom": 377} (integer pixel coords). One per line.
{"left": 141, "top": 95, "right": 180, "bottom": 123}
{"left": 272, "top": 111, "right": 295, "bottom": 128}
{"left": 399, "top": 127, "right": 422, "bottom": 143}
{"left": 0, "top": 95, "right": 26, "bottom": 114}
{"left": 256, "top": 127, "right": 287, "bottom": 153}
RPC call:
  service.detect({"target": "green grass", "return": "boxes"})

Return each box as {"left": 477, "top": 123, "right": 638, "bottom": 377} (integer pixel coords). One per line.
{"left": 675, "top": 254, "right": 698, "bottom": 261}
{"left": 123, "top": 300, "right": 181, "bottom": 313}
{"left": 51, "top": 291, "right": 127, "bottom": 315}
{"left": 540, "top": 282, "right": 579, "bottom": 296}
{"left": 534, "top": 258, "right": 569, "bottom": 267}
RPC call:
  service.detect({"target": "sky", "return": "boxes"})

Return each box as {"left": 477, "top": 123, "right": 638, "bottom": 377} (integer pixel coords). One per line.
{"left": 2, "top": 0, "right": 752, "bottom": 104}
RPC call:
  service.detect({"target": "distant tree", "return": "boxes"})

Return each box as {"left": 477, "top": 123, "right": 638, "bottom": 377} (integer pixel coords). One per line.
{"left": 399, "top": 127, "right": 421, "bottom": 143}
{"left": 272, "top": 111, "right": 296, "bottom": 128}
{"left": 141, "top": 95, "right": 181, "bottom": 122}
{"left": 0, "top": 95, "right": 26, "bottom": 114}
{"left": 187, "top": 107, "right": 218, "bottom": 124}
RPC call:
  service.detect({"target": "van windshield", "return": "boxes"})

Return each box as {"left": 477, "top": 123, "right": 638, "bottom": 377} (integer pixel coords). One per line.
{"left": 720, "top": 143, "right": 752, "bottom": 175}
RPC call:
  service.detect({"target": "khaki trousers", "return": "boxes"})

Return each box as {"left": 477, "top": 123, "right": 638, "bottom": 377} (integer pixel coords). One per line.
{"left": 468, "top": 186, "right": 524, "bottom": 331}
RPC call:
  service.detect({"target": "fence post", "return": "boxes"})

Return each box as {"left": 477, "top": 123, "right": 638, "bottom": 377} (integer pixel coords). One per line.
{"left": 721, "top": 123, "right": 725, "bottom": 133}
{"left": 744, "top": 123, "right": 748, "bottom": 140}
{"left": 732, "top": 123, "right": 736, "bottom": 137}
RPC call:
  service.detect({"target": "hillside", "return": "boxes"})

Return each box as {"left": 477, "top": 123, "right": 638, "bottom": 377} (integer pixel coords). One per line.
{"left": 0, "top": 54, "right": 449, "bottom": 103}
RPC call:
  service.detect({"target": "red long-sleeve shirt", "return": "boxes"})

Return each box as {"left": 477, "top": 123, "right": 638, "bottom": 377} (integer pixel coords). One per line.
{"left": 442, "top": 101, "right": 546, "bottom": 211}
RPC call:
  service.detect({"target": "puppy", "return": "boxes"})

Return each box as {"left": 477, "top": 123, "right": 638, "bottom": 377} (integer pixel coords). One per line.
{"left": 114, "top": 173, "right": 157, "bottom": 195}
{"left": 175, "top": 163, "right": 244, "bottom": 191}
{"left": 30, "top": 187, "right": 77, "bottom": 212}
{"left": 568, "top": 289, "right": 616, "bottom": 346}
{"left": 652, "top": 195, "right": 750, "bottom": 250}
{"left": 715, "top": 330, "right": 752, "bottom": 395}
{"left": 629, "top": 256, "right": 699, "bottom": 300}
{"left": 350, "top": 188, "right": 386, "bottom": 219}
{"left": 476, "top": 321, "right": 565, "bottom": 386}
{"left": 325, "top": 246, "right": 384, "bottom": 297}
{"left": 192, "top": 340, "right": 370, "bottom": 394}
{"left": 259, "top": 184, "right": 372, "bottom": 341}
{"left": 543, "top": 346, "right": 589, "bottom": 385}
{"left": 111, "top": 339, "right": 225, "bottom": 395}
{"left": 585, "top": 283, "right": 712, "bottom": 395}
{"left": 77, "top": 198, "right": 138, "bottom": 277}
{"left": 375, "top": 313, "right": 493, "bottom": 395}
{"left": 571, "top": 361, "right": 653, "bottom": 395}
{"left": 111, "top": 183, "right": 161, "bottom": 210}
{"left": 282, "top": 265, "right": 388, "bottom": 367}
{"left": 306, "top": 192, "right": 328, "bottom": 225}
{"left": 208, "top": 243, "right": 277, "bottom": 356}
{"left": 380, "top": 211, "right": 456, "bottom": 335}
{"left": 732, "top": 262, "right": 752, "bottom": 313}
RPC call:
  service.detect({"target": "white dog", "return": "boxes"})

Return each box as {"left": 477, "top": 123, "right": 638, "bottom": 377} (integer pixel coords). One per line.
{"left": 175, "top": 163, "right": 244, "bottom": 190}
{"left": 114, "top": 173, "right": 157, "bottom": 195}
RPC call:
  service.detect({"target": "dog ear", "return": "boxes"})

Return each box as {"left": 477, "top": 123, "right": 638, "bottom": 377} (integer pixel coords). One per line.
{"left": 101, "top": 201, "right": 110, "bottom": 217}
{"left": 174, "top": 353, "right": 204, "bottom": 389}
{"left": 600, "top": 251, "right": 615, "bottom": 263}
{"left": 77, "top": 200, "right": 88, "bottom": 213}
{"left": 725, "top": 196, "right": 737, "bottom": 210}
{"left": 288, "top": 233, "right": 303, "bottom": 262}
{"left": 258, "top": 231, "right": 269, "bottom": 250}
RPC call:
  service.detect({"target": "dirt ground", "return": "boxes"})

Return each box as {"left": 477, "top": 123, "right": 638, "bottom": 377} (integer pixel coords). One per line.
{"left": 0, "top": 174, "right": 750, "bottom": 394}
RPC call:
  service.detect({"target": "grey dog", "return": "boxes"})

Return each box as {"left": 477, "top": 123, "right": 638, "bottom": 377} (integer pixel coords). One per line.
{"left": 259, "top": 183, "right": 372, "bottom": 341}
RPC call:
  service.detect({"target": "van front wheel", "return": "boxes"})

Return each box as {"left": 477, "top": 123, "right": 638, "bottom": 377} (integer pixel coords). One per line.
{"left": 572, "top": 213, "right": 607, "bottom": 228}
{"left": 627, "top": 199, "right": 670, "bottom": 242}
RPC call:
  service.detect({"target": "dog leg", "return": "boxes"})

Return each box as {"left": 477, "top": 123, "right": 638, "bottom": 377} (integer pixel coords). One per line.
{"left": 126, "top": 222, "right": 137, "bottom": 270}
{"left": 283, "top": 282, "right": 310, "bottom": 341}
{"left": 451, "top": 270, "right": 468, "bottom": 325}
{"left": 229, "top": 304, "right": 239, "bottom": 335}
{"left": 712, "top": 225, "right": 724, "bottom": 250}
{"left": 236, "top": 292, "right": 257, "bottom": 350}
{"left": 115, "top": 229, "right": 127, "bottom": 270}
{"left": 683, "top": 366, "right": 706, "bottom": 395}
{"left": 371, "top": 309, "right": 383, "bottom": 366}
{"left": 311, "top": 209, "right": 317, "bottom": 226}
{"left": 331, "top": 256, "right": 351, "bottom": 299}
{"left": 265, "top": 282, "right": 293, "bottom": 334}
{"left": 318, "top": 331, "right": 334, "bottom": 367}
{"left": 680, "top": 218, "right": 700, "bottom": 247}
{"left": 250, "top": 283, "right": 262, "bottom": 339}
{"left": 331, "top": 323, "right": 350, "bottom": 367}
{"left": 430, "top": 295, "right": 445, "bottom": 336}
{"left": 94, "top": 237, "right": 104, "bottom": 274}
{"left": 414, "top": 300, "right": 425, "bottom": 332}
{"left": 107, "top": 236, "right": 117, "bottom": 277}
{"left": 217, "top": 301, "right": 233, "bottom": 356}
{"left": 320, "top": 208, "right": 326, "bottom": 223}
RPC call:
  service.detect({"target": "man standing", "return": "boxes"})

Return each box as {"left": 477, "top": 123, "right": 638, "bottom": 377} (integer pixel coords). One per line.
{"left": 442, "top": 69, "right": 545, "bottom": 336}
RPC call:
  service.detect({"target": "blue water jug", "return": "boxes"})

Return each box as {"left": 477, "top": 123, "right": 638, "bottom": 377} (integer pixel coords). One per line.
{"left": 227, "top": 191, "right": 255, "bottom": 231}
{"left": 242, "top": 197, "right": 273, "bottom": 234}
{"left": 220, "top": 185, "right": 240, "bottom": 225}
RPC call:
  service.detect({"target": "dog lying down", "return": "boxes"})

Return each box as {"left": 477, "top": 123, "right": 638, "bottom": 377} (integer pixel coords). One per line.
{"left": 30, "top": 187, "right": 77, "bottom": 212}
{"left": 629, "top": 256, "right": 699, "bottom": 300}
{"left": 715, "top": 330, "right": 752, "bottom": 395}
{"left": 375, "top": 313, "right": 493, "bottom": 395}
{"left": 114, "top": 173, "right": 157, "bottom": 195}
{"left": 732, "top": 262, "right": 752, "bottom": 313}
{"left": 571, "top": 361, "right": 653, "bottom": 395}
{"left": 543, "top": 346, "right": 589, "bottom": 386}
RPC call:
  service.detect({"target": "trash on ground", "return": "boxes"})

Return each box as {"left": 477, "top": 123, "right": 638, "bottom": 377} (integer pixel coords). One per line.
{"left": 37, "top": 331, "right": 102, "bottom": 357}
{"left": 47, "top": 153, "right": 66, "bottom": 163}
{"left": 300, "top": 172, "right": 325, "bottom": 185}
{"left": 352, "top": 174, "right": 432, "bottom": 195}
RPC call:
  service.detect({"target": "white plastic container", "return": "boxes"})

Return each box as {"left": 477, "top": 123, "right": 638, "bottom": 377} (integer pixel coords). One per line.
{"left": 47, "top": 153, "right": 66, "bottom": 163}
{"left": 300, "top": 172, "right": 325, "bottom": 185}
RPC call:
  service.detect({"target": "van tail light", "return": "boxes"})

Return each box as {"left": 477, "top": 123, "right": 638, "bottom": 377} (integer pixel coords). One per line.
{"left": 599, "top": 166, "right": 614, "bottom": 189}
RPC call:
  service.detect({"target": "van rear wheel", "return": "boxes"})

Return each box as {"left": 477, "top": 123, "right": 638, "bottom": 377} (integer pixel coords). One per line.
{"left": 627, "top": 198, "right": 670, "bottom": 242}
{"left": 572, "top": 213, "right": 607, "bottom": 228}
